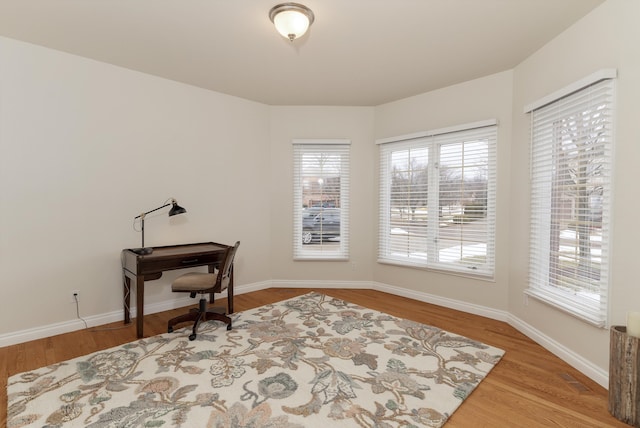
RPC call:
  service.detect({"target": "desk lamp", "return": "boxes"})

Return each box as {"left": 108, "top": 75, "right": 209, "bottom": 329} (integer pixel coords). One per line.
{"left": 132, "top": 198, "right": 187, "bottom": 255}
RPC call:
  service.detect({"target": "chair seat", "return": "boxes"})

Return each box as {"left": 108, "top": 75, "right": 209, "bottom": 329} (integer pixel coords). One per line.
{"left": 171, "top": 272, "right": 218, "bottom": 292}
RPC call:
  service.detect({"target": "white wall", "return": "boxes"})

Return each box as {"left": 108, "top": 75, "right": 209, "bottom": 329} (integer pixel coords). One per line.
{"left": 372, "top": 71, "right": 514, "bottom": 311}
{"left": 509, "top": 0, "right": 640, "bottom": 371}
{"left": 0, "top": 37, "right": 272, "bottom": 336}
{"left": 269, "top": 106, "right": 376, "bottom": 283}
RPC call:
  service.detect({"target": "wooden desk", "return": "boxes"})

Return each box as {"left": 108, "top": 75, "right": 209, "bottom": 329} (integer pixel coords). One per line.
{"left": 121, "top": 242, "right": 233, "bottom": 338}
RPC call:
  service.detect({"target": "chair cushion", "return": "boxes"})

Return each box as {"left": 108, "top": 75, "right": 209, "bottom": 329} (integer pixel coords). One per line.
{"left": 171, "top": 272, "right": 217, "bottom": 292}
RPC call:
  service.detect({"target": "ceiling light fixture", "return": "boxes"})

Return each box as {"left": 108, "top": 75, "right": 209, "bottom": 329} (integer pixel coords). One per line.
{"left": 269, "top": 3, "right": 314, "bottom": 42}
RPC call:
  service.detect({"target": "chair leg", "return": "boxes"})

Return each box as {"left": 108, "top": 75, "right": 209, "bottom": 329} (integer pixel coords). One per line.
{"left": 189, "top": 313, "right": 204, "bottom": 340}
{"left": 204, "top": 310, "right": 232, "bottom": 331}
{"left": 168, "top": 311, "right": 199, "bottom": 333}
{"left": 167, "top": 298, "right": 232, "bottom": 340}
{"left": 188, "top": 298, "right": 208, "bottom": 340}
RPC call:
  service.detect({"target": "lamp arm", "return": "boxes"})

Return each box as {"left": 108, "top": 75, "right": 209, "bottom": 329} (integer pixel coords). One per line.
{"left": 134, "top": 203, "right": 170, "bottom": 249}
{"left": 134, "top": 202, "right": 172, "bottom": 220}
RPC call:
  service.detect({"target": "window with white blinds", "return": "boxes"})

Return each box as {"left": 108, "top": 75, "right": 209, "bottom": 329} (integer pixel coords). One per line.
{"left": 293, "top": 140, "right": 350, "bottom": 260}
{"left": 526, "top": 72, "right": 615, "bottom": 327}
{"left": 378, "top": 122, "right": 497, "bottom": 277}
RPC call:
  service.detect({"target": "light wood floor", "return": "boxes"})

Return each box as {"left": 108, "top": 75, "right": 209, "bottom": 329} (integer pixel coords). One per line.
{"left": 1, "top": 288, "right": 629, "bottom": 427}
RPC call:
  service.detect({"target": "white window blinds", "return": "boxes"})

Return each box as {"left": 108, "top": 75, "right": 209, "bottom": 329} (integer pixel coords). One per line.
{"left": 526, "top": 74, "right": 615, "bottom": 327}
{"left": 293, "top": 140, "right": 350, "bottom": 260}
{"left": 378, "top": 122, "right": 497, "bottom": 277}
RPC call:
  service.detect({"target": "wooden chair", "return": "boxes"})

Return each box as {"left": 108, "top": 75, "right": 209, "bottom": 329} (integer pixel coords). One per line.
{"left": 167, "top": 241, "right": 239, "bottom": 340}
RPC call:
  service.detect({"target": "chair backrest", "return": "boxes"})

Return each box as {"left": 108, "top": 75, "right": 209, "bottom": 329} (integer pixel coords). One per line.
{"left": 216, "top": 241, "right": 240, "bottom": 292}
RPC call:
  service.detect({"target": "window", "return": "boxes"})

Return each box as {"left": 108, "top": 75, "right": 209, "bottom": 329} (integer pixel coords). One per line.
{"left": 293, "top": 139, "right": 350, "bottom": 260}
{"left": 378, "top": 121, "right": 497, "bottom": 277}
{"left": 525, "top": 70, "right": 615, "bottom": 326}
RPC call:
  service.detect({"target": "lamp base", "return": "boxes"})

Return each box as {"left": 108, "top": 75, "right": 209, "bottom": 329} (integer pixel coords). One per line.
{"left": 131, "top": 247, "right": 154, "bottom": 255}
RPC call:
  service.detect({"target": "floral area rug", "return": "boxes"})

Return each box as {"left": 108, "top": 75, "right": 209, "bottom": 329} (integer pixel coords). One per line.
{"left": 7, "top": 292, "right": 504, "bottom": 427}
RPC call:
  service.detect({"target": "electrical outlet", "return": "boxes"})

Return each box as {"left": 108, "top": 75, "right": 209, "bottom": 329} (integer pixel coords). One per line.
{"left": 71, "top": 290, "right": 80, "bottom": 303}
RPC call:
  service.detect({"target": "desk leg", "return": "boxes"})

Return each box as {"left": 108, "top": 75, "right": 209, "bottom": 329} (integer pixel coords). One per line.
{"left": 208, "top": 263, "right": 216, "bottom": 305}
{"left": 136, "top": 276, "right": 145, "bottom": 338}
{"left": 228, "top": 266, "right": 234, "bottom": 314}
{"left": 123, "top": 274, "right": 131, "bottom": 324}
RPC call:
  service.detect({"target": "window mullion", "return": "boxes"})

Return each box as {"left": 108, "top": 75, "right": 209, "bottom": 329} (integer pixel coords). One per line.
{"left": 427, "top": 142, "right": 439, "bottom": 263}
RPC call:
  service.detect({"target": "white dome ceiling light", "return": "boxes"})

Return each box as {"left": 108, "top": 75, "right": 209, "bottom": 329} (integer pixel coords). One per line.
{"left": 269, "top": 3, "right": 315, "bottom": 42}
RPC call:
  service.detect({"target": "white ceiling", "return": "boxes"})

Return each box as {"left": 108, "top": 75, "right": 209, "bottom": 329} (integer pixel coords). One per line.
{"left": 0, "top": 0, "right": 604, "bottom": 106}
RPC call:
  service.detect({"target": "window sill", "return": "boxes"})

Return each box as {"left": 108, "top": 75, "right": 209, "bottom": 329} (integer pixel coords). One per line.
{"left": 294, "top": 255, "right": 349, "bottom": 261}
{"left": 377, "top": 258, "right": 495, "bottom": 282}
{"left": 524, "top": 287, "right": 606, "bottom": 328}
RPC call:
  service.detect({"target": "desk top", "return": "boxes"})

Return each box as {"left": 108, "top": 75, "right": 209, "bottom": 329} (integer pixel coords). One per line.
{"left": 121, "top": 242, "right": 231, "bottom": 276}
{"left": 123, "top": 242, "right": 229, "bottom": 258}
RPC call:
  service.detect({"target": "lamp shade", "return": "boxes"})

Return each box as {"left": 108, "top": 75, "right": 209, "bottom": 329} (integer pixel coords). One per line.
{"left": 169, "top": 201, "right": 187, "bottom": 216}
{"left": 269, "top": 3, "right": 314, "bottom": 41}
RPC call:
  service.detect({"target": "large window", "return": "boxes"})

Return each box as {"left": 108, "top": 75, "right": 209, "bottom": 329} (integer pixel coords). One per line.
{"left": 378, "top": 121, "right": 497, "bottom": 277}
{"left": 293, "top": 140, "right": 350, "bottom": 260}
{"left": 525, "top": 71, "right": 615, "bottom": 326}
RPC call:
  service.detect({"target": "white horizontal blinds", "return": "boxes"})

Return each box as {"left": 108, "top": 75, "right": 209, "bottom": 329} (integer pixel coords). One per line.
{"left": 379, "top": 123, "right": 497, "bottom": 277}
{"left": 293, "top": 141, "right": 350, "bottom": 260}
{"left": 528, "top": 78, "right": 614, "bottom": 326}
{"left": 434, "top": 127, "right": 496, "bottom": 275}
{"left": 380, "top": 139, "right": 429, "bottom": 264}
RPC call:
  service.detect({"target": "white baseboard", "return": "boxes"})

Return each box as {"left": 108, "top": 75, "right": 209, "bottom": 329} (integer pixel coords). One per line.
{"left": 371, "top": 281, "right": 510, "bottom": 322}
{"left": 0, "top": 281, "right": 272, "bottom": 348}
{"left": 0, "top": 279, "right": 608, "bottom": 388}
{"left": 272, "top": 279, "right": 373, "bottom": 289}
{"left": 507, "top": 314, "right": 608, "bottom": 388}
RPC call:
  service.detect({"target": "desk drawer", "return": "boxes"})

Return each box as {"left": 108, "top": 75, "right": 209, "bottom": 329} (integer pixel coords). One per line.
{"left": 141, "top": 253, "right": 223, "bottom": 274}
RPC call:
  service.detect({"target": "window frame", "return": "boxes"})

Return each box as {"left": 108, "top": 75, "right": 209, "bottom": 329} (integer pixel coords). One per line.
{"left": 292, "top": 139, "right": 350, "bottom": 260}
{"left": 524, "top": 70, "right": 616, "bottom": 327}
{"left": 377, "top": 120, "right": 497, "bottom": 278}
